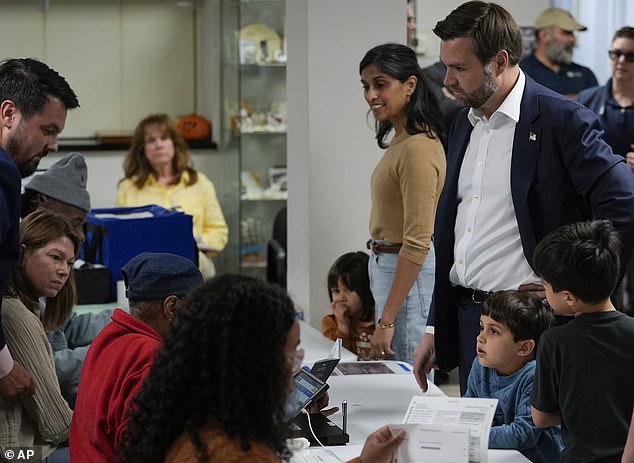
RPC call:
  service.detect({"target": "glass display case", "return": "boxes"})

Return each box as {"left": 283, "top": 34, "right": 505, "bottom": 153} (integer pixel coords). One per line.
{"left": 221, "top": 0, "right": 287, "bottom": 278}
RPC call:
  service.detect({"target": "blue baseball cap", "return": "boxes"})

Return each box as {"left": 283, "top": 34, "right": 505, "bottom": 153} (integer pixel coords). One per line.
{"left": 121, "top": 252, "right": 203, "bottom": 301}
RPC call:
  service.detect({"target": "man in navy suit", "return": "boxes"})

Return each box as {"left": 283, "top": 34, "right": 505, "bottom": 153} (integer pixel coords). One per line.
{"left": 413, "top": 1, "right": 634, "bottom": 395}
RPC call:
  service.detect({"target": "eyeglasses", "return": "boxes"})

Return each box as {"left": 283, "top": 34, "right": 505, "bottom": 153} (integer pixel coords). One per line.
{"left": 608, "top": 50, "right": 634, "bottom": 63}
{"left": 287, "top": 348, "right": 305, "bottom": 375}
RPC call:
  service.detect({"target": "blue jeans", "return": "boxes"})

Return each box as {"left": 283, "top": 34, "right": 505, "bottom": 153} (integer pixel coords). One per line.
{"left": 43, "top": 446, "right": 70, "bottom": 463}
{"left": 369, "top": 246, "right": 435, "bottom": 365}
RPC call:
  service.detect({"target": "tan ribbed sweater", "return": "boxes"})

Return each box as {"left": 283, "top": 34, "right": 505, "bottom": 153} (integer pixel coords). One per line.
{"left": 369, "top": 132, "right": 446, "bottom": 265}
{"left": 0, "top": 297, "right": 72, "bottom": 459}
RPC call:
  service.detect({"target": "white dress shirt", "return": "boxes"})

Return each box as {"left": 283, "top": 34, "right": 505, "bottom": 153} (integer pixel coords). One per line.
{"left": 449, "top": 71, "right": 541, "bottom": 292}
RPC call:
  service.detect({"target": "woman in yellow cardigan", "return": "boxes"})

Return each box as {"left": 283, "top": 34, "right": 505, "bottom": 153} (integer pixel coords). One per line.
{"left": 116, "top": 114, "right": 228, "bottom": 278}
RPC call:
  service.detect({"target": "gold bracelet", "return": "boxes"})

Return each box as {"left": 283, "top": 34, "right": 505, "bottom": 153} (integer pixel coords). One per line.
{"left": 377, "top": 318, "right": 396, "bottom": 329}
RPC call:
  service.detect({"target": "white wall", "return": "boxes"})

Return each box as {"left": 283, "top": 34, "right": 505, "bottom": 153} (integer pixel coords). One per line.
{"left": 0, "top": 0, "right": 198, "bottom": 138}
{"left": 286, "top": 0, "right": 404, "bottom": 324}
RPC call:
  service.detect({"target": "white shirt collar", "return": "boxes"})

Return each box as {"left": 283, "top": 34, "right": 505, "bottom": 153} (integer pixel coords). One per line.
{"left": 468, "top": 69, "right": 526, "bottom": 126}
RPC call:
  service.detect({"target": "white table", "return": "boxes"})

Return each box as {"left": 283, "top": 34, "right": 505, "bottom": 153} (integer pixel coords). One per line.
{"left": 295, "top": 362, "right": 530, "bottom": 463}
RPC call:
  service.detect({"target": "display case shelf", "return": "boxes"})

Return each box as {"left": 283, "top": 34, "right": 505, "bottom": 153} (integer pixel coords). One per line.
{"left": 221, "top": 0, "right": 287, "bottom": 282}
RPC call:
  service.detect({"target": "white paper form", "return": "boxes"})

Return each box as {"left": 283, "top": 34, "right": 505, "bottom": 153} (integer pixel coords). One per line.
{"left": 389, "top": 423, "right": 470, "bottom": 463}
{"left": 401, "top": 396, "right": 498, "bottom": 463}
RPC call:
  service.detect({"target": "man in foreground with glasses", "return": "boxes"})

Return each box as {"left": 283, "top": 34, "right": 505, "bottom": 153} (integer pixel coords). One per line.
{"left": 520, "top": 7, "right": 598, "bottom": 99}
{"left": 577, "top": 26, "right": 634, "bottom": 314}
{"left": 69, "top": 252, "right": 203, "bottom": 463}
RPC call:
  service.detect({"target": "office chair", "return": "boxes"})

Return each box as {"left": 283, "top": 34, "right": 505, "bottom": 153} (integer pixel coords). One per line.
{"left": 267, "top": 207, "right": 287, "bottom": 287}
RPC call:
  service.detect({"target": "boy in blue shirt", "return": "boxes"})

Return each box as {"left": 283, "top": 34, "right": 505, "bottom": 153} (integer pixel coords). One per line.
{"left": 532, "top": 220, "right": 634, "bottom": 462}
{"left": 465, "top": 290, "right": 562, "bottom": 462}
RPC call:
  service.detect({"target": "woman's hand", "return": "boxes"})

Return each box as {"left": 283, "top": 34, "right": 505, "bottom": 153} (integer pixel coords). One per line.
{"left": 307, "top": 390, "right": 339, "bottom": 417}
{"left": 359, "top": 425, "right": 406, "bottom": 463}
{"left": 371, "top": 326, "right": 395, "bottom": 359}
{"left": 0, "top": 362, "right": 35, "bottom": 401}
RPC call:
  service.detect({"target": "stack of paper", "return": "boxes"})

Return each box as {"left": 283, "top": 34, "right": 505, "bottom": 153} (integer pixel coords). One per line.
{"left": 391, "top": 396, "right": 498, "bottom": 463}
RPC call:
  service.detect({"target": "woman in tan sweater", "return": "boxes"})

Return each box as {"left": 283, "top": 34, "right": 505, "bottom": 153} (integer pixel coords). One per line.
{"left": 1, "top": 210, "right": 79, "bottom": 462}
{"left": 120, "top": 274, "right": 404, "bottom": 462}
{"left": 360, "top": 43, "right": 446, "bottom": 365}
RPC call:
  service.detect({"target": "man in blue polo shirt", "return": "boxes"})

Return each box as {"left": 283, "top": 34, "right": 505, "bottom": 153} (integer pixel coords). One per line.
{"left": 520, "top": 8, "right": 598, "bottom": 99}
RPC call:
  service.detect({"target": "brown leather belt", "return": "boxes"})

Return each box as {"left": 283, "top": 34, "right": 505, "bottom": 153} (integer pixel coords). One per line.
{"left": 366, "top": 239, "right": 402, "bottom": 254}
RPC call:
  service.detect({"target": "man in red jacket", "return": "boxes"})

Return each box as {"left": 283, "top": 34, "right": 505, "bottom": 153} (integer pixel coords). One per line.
{"left": 69, "top": 252, "right": 203, "bottom": 463}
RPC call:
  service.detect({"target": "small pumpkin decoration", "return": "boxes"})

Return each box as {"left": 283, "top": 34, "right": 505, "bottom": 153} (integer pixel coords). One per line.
{"left": 177, "top": 114, "right": 212, "bottom": 141}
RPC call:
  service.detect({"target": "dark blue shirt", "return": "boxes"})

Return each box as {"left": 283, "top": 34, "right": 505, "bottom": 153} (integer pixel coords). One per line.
{"left": 0, "top": 147, "right": 21, "bottom": 352}
{"left": 577, "top": 79, "right": 634, "bottom": 157}
{"left": 520, "top": 53, "right": 598, "bottom": 96}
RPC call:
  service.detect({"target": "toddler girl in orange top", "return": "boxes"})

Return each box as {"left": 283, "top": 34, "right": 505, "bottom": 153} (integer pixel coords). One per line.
{"left": 321, "top": 252, "right": 376, "bottom": 360}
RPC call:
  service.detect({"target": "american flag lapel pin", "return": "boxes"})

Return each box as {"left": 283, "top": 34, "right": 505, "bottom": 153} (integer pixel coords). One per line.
{"left": 529, "top": 132, "right": 537, "bottom": 141}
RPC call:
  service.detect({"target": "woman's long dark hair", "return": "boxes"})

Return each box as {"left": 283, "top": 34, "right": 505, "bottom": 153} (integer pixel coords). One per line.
{"left": 359, "top": 43, "right": 445, "bottom": 148}
{"left": 119, "top": 274, "right": 296, "bottom": 462}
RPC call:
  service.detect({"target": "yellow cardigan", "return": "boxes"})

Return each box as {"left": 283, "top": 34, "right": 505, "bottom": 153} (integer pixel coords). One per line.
{"left": 116, "top": 171, "right": 228, "bottom": 253}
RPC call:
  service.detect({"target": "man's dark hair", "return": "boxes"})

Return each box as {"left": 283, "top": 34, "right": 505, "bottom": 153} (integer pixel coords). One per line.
{"left": 534, "top": 220, "right": 621, "bottom": 304}
{"left": 433, "top": 1, "right": 523, "bottom": 65}
{"left": 0, "top": 58, "right": 79, "bottom": 118}
{"left": 483, "top": 290, "right": 554, "bottom": 350}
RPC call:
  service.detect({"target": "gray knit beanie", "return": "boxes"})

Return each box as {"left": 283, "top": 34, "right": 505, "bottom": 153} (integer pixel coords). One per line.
{"left": 25, "top": 152, "right": 91, "bottom": 212}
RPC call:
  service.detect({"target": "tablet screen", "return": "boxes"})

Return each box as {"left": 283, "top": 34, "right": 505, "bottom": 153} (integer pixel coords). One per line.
{"left": 283, "top": 369, "right": 329, "bottom": 422}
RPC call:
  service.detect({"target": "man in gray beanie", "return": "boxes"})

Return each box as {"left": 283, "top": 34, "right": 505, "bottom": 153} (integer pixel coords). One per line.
{"left": 23, "top": 152, "right": 113, "bottom": 408}
{"left": 22, "top": 152, "right": 91, "bottom": 239}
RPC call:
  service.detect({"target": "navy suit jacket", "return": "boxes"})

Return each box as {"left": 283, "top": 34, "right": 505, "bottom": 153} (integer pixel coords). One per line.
{"left": 0, "top": 148, "right": 21, "bottom": 353}
{"left": 430, "top": 75, "right": 634, "bottom": 371}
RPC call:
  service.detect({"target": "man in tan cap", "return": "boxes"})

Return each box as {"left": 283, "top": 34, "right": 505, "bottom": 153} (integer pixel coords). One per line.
{"left": 520, "top": 7, "right": 598, "bottom": 98}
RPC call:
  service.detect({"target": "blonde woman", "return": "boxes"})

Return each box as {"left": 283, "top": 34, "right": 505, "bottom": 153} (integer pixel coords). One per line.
{"left": 117, "top": 114, "right": 228, "bottom": 278}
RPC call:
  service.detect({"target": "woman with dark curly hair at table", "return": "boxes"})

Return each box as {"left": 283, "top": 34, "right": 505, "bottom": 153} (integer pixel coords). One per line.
{"left": 119, "top": 274, "right": 405, "bottom": 463}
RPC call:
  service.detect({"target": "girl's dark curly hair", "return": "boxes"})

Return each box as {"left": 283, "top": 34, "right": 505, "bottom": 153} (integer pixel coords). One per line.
{"left": 359, "top": 43, "right": 445, "bottom": 149}
{"left": 119, "top": 274, "right": 296, "bottom": 462}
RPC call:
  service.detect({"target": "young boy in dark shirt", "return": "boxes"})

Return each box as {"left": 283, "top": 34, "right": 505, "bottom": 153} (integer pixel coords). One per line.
{"left": 532, "top": 220, "right": 634, "bottom": 462}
